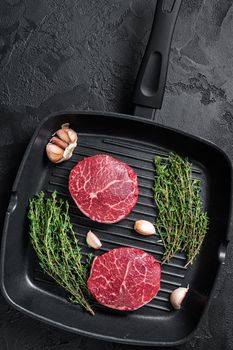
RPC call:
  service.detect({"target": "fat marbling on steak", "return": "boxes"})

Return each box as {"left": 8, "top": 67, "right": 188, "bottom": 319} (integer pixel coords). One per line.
{"left": 87, "top": 247, "right": 161, "bottom": 311}
{"left": 69, "top": 154, "right": 138, "bottom": 223}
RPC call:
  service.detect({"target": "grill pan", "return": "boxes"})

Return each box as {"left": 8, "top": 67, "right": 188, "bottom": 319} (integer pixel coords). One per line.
{"left": 1, "top": 0, "right": 232, "bottom": 346}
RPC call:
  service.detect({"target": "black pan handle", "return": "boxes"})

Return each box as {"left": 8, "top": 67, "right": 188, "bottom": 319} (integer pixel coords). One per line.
{"left": 133, "top": 0, "right": 182, "bottom": 119}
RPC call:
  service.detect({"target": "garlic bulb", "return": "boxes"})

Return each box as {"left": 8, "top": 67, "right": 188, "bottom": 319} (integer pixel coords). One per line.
{"left": 134, "top": 220, "right": 156, "bottom": 236}
{"left": 170, "top": 286, "right": 189, "bottom": 309}
{"left": 46, "top": 123, "right": 78, "bottom": 163}
{"left": 86, "top": 230, "right": 102, "bottom": 249}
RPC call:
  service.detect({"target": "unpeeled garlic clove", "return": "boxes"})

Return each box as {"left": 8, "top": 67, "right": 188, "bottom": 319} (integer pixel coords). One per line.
{"left": 86, "top": 230, "right": 102, "bottom": 249}
{"left": 56, "top": 128, "right": 71, "bottom": 144}
{"left": 55, "top": 124, "right": 78, "bottom": 145}
{"left": 134, "top": 220, "right": 156, "bottom": 236}
{"left": 50, "top": 136, "right": 68, "bottom": 150}
{"left": 46, "top": 123, "right": 78, "bottom": 163}
{"left": 46, "top": 144, "right": 64, "bottom": 163}
{"left": 170, "top": 286, "right": 189, "bottom": 310}
{"left": 67, "top": 129, "right": 78, "bottom": 143}
{"left": 63, "top": 143, "right": 77, "bottom": 160}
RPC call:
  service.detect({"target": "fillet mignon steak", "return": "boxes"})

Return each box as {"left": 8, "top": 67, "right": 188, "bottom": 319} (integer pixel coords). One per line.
{"left": 87, "top": 247, "right": 161, "bottom": 311}
{"left": 69, "top": 154, "right": 138, "bottom": 223}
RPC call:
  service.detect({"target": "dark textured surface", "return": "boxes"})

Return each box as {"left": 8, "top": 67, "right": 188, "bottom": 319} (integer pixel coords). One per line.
{"left": 1, "top": 0, "right": 233, "bottom": 349}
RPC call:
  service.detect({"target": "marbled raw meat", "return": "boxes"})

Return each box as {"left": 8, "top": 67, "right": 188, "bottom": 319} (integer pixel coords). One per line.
{"left": 69, "top": 154, "right": 138, "bottom": 223}
{"left": 87, "top": 247, "right": 161, "bottom": 311}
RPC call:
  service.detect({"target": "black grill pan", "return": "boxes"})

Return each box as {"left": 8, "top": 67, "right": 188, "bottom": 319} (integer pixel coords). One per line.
{"left": 1, "top": 0, "right": 232, "bottom": 346}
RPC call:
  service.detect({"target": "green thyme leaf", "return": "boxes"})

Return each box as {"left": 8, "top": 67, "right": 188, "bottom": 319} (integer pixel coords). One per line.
{"left": 28, "top": 191, "right": 94, "bottom": 315}
{"left": 154, "top": 153, "right": 209, "bottom": 266}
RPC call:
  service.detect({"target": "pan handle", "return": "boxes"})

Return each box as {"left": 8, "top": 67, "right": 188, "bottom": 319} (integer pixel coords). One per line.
{"left": 133, "top": 0, "right": 182, "bottom": 119}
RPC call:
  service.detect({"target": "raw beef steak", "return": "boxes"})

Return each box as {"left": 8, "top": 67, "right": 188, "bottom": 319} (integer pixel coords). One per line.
{"left": 87, "top": 247, "right": 161, "bottom": 311}
{"left": 69, "top": 154, "right": 138, "bottom": 223}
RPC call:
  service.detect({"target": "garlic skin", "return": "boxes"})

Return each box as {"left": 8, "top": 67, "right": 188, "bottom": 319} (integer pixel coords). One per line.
{"left": 86, "top": 230, "right": 102, "bottom": 249}
{"left": 63, "top": 143, "right": 77, "bottom": 160}
{"left": 46, "top": 144, "right": 64, "bottom": 163}
{"left": 56, "top": 128, "right": 71, "bottom": 144}
{"left": 67, "top": 129, "right": 78, "bottom": 143}
{"left": 46, "top": 123, "right": 78, "bottom": 163}
{"left": 134, "top": 220, "right": 156, "bottom": 236}
{"left": 170, "top": 286, "right": 189, "bottom": 310}
{"left": 50, "top": 136, "right": 68, "bottom": 150}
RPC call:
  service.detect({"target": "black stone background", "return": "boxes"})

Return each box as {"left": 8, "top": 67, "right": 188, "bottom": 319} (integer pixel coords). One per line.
{"left": 1, "top": 0, "right": 233, "bottom": 349}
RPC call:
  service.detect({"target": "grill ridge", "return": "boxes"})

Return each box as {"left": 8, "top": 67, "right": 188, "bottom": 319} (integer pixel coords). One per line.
{"left": 33, "top": 134, "right": 201, "bottom": 315}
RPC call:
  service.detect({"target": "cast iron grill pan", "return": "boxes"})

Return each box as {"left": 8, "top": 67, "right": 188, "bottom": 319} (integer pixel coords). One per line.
{"left": 1, "top": 0, "right": 232, "bottom": 346}
{"left": 2, "top": 112, "right": 231, "bottom": 345}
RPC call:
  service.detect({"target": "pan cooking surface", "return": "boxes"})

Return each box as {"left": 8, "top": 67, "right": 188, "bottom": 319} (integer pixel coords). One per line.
{"left": 33, "top": 133, "right": 206, "bottom": 316}
{"left": 2, "top": 112, "right": 230, "bottom": 345}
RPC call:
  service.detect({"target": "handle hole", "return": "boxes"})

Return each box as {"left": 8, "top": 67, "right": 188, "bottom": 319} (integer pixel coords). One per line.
{"left": 140, "top": 52, "right": 162, "bottom": 97}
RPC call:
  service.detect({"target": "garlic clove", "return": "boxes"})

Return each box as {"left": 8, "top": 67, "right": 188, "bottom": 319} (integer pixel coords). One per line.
{"left": 170, "top": 286, "right": 189, "bottom": 310}
{"left": 86, "top": 230, "right": 102, "bottom": 249}
{"left": 134, "top": 220, "right": 156, "bottom": 236}
{"left": 63, "top": 144, "right": 76, "bottom": 160}
{"left": 63, "top": 143, "right": 77, "bottom": 160}
{"left": 67, "top": 129, "right": 78, "bottom": 144}
{"left": 46, "top": 124, "right": 78, "bottom": 163}
{"left": 50, "top": 136, "right": 68, "bottom": 150}
{"left": 46, "top": 144, "right": 64, "bottom": 163}
{"left": 56, "top": 129, "right": 70, "bottom": 144}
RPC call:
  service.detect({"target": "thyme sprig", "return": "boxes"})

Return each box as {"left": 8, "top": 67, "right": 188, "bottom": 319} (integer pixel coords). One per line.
{"left": 28, "top": 191, "right": 94, "bottom": 315}
{"left": 154, "top": 153, "right": 209, "bottom": 266}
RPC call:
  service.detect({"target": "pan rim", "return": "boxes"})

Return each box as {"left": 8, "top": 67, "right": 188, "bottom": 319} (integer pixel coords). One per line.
{"left": 7, "top": 108, "right": 232, "bottom": 193}
{"left": 22, "top": 108, "right": 233, "bottom": 171}
{"left": 41, "top": 110, "right": 232, "bottom": 164}
{"left": 0, "top": 272, "right": 210, "bottom": 346}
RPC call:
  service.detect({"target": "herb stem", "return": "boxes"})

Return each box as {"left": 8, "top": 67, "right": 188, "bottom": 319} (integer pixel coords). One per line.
{"left": 28, "top": 192, "right": 94, "bottom": 315}
{"left": 153, "top": 153, "right": 209, "bottom": 266}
